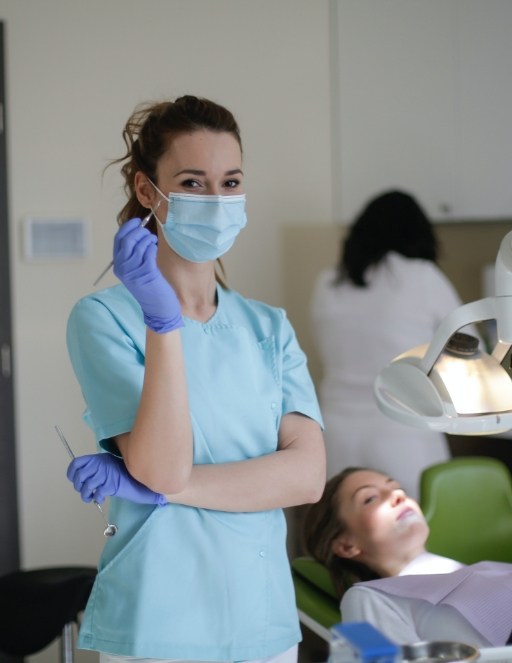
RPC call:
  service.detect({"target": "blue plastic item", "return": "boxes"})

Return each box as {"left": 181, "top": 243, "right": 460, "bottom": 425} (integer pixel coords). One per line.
{"left": 330, "top": 622, "right": 400, "bottom": 663}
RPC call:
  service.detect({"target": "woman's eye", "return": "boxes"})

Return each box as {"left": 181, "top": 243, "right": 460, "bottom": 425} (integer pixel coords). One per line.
{"left": 181, "top": 179, "right": 201, "bottom": 189}
{"left": 363, "top": 494, "right": 377, "bottom": 505}
{"left": 224, "top": 178, "right": 240, "bottom": 189}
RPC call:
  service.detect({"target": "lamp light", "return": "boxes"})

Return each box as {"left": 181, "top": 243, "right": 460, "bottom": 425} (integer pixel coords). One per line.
{"left": 374, "top": 231, "right": 512, "bottom": 435}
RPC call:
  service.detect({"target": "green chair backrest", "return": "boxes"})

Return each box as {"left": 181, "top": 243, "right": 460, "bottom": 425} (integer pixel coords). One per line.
{"left": 292, "top": 556, "right": 338, "bottom": 599}
{"left": 420, "top": 456, "right": 512, "bottom": 565}
{"left": 292, "top": 557, "right": 341, "bottom": 631}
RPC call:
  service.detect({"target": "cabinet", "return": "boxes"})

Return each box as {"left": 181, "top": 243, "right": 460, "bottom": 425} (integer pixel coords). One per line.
{"left": 331, "top": 0, "right": 512, "bottom": 222}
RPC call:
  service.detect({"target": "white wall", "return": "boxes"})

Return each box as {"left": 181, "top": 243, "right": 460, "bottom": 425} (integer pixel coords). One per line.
{"left": 332, "top": 0, "right": 512, "bottom": 222}
{"left": 0, "top": 2, "right": 333, "bottom": 660}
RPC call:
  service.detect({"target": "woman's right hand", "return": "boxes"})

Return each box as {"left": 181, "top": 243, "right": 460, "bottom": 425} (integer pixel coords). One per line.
{"left": 113, "top": 218, "right": 183, "bottom": 333}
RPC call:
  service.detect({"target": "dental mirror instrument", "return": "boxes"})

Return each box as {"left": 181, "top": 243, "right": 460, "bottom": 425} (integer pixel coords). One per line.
{"left": 92, "top": 203, "right": 161, "bottom": 287}
{"left": 55, "top": 425, "right": 118, "bottom": 537}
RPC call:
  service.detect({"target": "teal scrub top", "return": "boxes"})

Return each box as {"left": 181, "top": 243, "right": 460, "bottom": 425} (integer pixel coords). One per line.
{"left": 67, "top": 283, "right": 323, "bottom": 661}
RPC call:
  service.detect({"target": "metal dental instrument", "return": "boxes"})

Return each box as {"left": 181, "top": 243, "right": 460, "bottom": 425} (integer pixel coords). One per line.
{"left": 92, "top": 204, "right": 160, "bottom": 287}
{"left": 55, "top": 425, "right": 118, "bottom": 537}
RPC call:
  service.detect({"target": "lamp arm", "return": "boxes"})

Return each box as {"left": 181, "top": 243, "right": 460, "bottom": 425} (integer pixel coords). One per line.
{"left": 418, "top": 297, "right": 497, "bottom": 374}
{"left": 495, "top": 231, "right": 512, "bottom": 297}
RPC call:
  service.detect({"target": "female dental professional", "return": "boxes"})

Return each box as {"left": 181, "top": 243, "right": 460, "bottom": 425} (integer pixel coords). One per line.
{"left": 65, "top": 95, "right": 326, "bottom": 663}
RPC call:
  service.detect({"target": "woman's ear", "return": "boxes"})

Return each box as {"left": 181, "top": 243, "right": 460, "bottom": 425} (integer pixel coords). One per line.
{"left": 332, "top": 534, "right": 361, "bottom": 560}
{"left": 134, "top": 171, "right": 157, "bottom": 209}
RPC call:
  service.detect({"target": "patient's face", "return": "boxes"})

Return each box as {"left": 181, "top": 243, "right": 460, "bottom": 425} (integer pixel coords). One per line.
{"left": 333, "top": 470, "right": 429, "bottom": 574}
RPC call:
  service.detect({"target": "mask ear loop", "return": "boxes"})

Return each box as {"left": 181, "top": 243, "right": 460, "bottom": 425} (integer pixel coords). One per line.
{"left": 145, "top": 198, "right": 163, "bottom": 227}
{"left": 145, "top": 178, "right": 169, "bottom": 225}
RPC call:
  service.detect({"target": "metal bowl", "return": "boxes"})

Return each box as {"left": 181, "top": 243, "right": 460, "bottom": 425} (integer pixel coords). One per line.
{"left": 401, "top": 641, "right": 479, "bottom": 662}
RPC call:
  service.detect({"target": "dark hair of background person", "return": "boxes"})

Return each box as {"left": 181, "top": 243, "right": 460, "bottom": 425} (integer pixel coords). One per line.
{"left": 303, "top": 467, "right": 381, "bottom": 597}
{"left": 335, "top": 190, "right": 440, "bottom": 287}
{"left": 106, "top": 95, "right": 243, "bottom": 288}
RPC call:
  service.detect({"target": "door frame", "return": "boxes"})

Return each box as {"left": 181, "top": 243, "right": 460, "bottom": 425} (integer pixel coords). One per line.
{"left": 0, "top": 19, "right": 20, "bottom": 576}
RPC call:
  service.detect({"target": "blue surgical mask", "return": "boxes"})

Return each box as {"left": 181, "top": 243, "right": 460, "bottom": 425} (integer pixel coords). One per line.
{"left": 149, "top": 182, "right": 247, "bottom": 263}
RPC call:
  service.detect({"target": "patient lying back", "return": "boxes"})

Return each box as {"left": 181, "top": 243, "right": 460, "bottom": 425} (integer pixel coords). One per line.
{"left": 303, "top": 467, "right": 509, "bottom": 646}
{"left": 303, "top": 467, "right": 462, "bottom": 595}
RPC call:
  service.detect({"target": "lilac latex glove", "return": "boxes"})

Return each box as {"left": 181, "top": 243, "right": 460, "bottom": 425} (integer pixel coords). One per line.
{"left": 66, "top": 453, "right": 167, "bottom": 506}
{"left": 113, "top": 217, "right": 183, "bottom": 333}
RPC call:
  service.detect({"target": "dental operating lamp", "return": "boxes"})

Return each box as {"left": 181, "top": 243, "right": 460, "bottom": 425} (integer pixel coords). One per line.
{"left": 374, "top": 230, "right": 512, "bottom": 435}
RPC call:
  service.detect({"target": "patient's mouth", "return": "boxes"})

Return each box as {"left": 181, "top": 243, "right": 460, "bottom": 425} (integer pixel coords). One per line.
{"left": 397, "top": 507, "right": 417, "bottom": 521}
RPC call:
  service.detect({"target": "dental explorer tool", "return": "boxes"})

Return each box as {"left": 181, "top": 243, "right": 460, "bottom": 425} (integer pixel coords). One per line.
{"left": 92, "top": 203, "right": 161, "bottom": 287}
{"left": 55, "top": 425, "right": 118, "bottom": 537}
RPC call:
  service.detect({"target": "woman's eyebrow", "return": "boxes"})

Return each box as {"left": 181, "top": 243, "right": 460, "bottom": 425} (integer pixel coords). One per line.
{"left": 351, "top": 477, "right": 397, "bottom": 500}
{"left": 351, "top": 484, "right": 375, "bottom": 499}
{"left": 172, "top": 168, "right": 244, "bottom": 177}
{"left": 173, "top": 169, "right": 206, "bottom": 177}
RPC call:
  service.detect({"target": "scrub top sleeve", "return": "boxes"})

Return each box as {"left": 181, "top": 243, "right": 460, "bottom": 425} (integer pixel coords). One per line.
{"left": 66, "top": 296, "right": 144, "bottom": 452}
{"left": 280, "top": 310, "right": 324, "bottom": 428}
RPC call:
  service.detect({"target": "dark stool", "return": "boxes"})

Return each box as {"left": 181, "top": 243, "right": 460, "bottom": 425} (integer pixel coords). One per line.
{"left": 0, "top": 566, "right": 96, "bottom": 663}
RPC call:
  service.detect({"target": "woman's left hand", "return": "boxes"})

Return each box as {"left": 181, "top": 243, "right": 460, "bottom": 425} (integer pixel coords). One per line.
{"left": 67, "top": 453, "right": 167, "bottom": 505}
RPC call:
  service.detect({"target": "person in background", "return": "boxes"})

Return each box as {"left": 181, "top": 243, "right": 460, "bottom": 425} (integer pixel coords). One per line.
{"left": 65, "top": 95, "right": 325, "bottom": 663}
{"left": 310, "top": 190, "right": 469, "bottom": 498}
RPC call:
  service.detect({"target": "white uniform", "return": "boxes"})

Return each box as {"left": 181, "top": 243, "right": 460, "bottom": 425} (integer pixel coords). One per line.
{"left": 310, "top": 253, "right": 469, "bottom": 498}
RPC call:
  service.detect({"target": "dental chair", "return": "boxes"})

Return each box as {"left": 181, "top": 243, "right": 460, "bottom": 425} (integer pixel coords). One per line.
{"left": 291, "top": 556, "right": 340, "bottom": 642}
{"left": 0, "top": 565, "right": 97, "bottom": 663}
{"left": 419, "top": 455, "right": 512, "bottom": 564}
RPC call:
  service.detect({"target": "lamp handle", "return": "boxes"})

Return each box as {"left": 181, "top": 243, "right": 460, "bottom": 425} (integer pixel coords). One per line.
{"left": 419, "top": 297, "right": 497, "bottom": 374}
